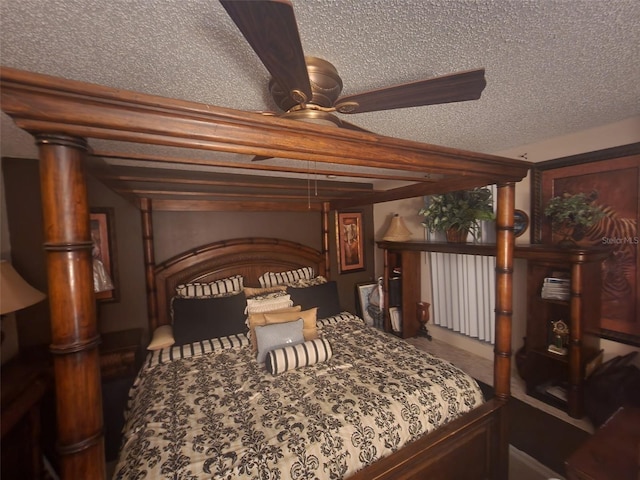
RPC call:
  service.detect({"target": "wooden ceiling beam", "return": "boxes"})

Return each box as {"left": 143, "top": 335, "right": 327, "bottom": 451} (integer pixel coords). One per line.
{"left": 95, "top": 173, "right": 377, "bottom": 195}
{"left": 144, "top": 199, "right": 322, "bottom": 212}
{"left": 2, "top": 67, "right": 531, "bottom": 184}
{"left": 331, "top": 175, "right": 498, "bottom": 209}
{"left": 91, "top": 150, "right": 433, "bottom": 184}
{"left": 114, "top": 188, "right": 346, "bottom": 202}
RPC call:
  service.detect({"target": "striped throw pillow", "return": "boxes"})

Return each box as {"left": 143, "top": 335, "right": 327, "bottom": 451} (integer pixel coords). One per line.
{"left": 265, "top": 337, "right": 333, "bottom": 375}
{"left": 258, "top": 267, "right": 315, "bottom": 287}
{"left": 175, "top": 275, "right": 244, "bottom": 298}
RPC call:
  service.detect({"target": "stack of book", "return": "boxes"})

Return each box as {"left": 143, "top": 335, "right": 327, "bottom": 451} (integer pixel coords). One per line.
{"left": 541, "top": 275, "right": 570, "bottom": 300}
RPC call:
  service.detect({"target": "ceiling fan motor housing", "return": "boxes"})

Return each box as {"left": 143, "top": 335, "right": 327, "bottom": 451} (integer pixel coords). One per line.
{"left": 269, "top": 56, "right": 343, "bottom": 111}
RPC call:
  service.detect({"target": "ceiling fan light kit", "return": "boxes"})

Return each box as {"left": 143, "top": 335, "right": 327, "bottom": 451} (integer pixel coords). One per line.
{"left": 270, "top": 56, "right": 343, "bottom": 111}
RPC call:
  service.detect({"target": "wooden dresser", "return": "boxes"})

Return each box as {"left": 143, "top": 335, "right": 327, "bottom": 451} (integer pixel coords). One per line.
{"left": 566, "top": 407, "right": 640, "bottom": 479}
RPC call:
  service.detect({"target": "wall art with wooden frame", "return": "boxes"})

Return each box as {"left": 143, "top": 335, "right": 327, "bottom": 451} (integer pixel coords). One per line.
{"left": 531, "top": 142, "right": 640, "bottom": 346}
{"left": 90, "top": 207, "right": 119, "bottom": 303}
{"left": 336, "top": 211, "right": 365, "bottom": 274}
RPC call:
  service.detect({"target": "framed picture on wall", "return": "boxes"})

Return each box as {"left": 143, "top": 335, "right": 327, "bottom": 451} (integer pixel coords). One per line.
{"left": 336, "top": 211, "right": 365, "bottom": 273}
{"left": 90, "top": 208, "right": 119, "bottom": 303}
{"left": 531, "top": 143, "right": 640, "bottom": 345}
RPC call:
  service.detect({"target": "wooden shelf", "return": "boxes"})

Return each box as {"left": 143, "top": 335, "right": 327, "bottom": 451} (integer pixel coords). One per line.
{"left": 538, "top": 298, "right": 570, "bottom": 306}
{"left": 377, "top": 241, "right": 611, "bottom": 263}
{"left": 531, "top": 346, "right": 570, "bottom": 364}
{"left": 520, "top": 247, "right": 607, "bottom": 418}
{"left": 378, "top": 240, "right": 611, "bottom": 419}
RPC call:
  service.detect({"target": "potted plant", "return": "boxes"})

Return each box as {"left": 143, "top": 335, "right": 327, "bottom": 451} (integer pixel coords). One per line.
{"left": 419, "top": 187, "right": 495, "bottom": 243}
{"left": 544, "top": 191, "right": 604, "bottom": 245}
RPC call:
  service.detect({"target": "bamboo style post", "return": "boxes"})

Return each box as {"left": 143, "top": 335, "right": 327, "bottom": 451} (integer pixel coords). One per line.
{"left": 494, "top": 182, "right": 515, "bottom": 399}
{"left": 494, "top": 181, "right": 515, "bottom": 480}
{"left": 140, "top": 198, "right": 158, "bottom": 332}
{"left": 37, "top": 134, "right": 106, "bottom": 479}
{"left": 568, "top": 261, "right": 584, "bottom": 418}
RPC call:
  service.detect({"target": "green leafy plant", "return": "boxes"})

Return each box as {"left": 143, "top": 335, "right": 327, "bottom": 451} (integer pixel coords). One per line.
{"left": 544, "top": 192, "right": 604, "bottom": 243}
{"left": 419, "top": 187, "right": 495, "bottom": 240}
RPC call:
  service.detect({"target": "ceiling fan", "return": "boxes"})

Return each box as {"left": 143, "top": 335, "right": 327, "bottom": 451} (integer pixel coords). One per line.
{"left": 220, "top": 0, "right": 486, "bottom": 159}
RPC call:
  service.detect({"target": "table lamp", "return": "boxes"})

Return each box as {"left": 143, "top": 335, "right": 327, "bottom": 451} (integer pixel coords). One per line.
{"left": 383, "top": 214, "right": 412, "bottom": 242}
{"left": 0, "top": 260, "right": 46, "bottom": 342}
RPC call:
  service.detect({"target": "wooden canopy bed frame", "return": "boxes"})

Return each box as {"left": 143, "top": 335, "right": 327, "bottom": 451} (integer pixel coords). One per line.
{"left": 1, "top": 66, "right": 530, "bottom": 480}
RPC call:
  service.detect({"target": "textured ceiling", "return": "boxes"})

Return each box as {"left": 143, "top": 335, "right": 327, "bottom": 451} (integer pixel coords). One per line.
{"left": 1, "top": 0, "right": 639, "bottom": 163}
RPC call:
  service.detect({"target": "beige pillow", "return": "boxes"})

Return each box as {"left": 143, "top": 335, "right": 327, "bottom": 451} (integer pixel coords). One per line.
{"left": 248, "top": 305, "right": 302, "bottom": 353}
{"left": 263, "top": 307, "right": 318, "bottom": 343}
{"left": 244, "top": 285, "right": 287, "bottom": 298}
{"left": 147, "top": 325, "right": 175, "bottom": 350}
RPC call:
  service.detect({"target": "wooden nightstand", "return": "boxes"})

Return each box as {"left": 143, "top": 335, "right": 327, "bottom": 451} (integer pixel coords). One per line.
{"left": 99, "top": 328, "right": 144, "bottom": 462}
{"left": 99, "top": 328, "right": 143, "bottom": 381}
{"left": 1, "top": 356, "right": 51, "bottom": 479}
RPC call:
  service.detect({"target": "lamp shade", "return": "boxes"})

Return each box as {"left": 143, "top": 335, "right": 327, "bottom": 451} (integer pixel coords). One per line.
{"left": 383, "top": 214, "right": 412, "bottom": 242}
{"left": 0, "top": 260, "right": 46, "bottom": 315}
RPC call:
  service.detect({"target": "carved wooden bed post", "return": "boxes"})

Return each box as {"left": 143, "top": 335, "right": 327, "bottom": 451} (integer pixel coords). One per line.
{"left": 494, "top": 181, "right": 515, "bottom": 480}
{"left": 140, "top": 198, "right": 159, "bottom": 332}
{"left": 36, "top": 134, "right": 106, "bottom": 479}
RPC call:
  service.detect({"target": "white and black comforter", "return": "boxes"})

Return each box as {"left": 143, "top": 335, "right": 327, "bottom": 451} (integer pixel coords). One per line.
{"left": 113, "top": 313, "right": 483, "bottom": 479}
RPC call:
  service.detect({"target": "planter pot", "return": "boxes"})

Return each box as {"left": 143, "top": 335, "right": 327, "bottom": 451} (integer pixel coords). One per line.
{"left": 446, "top": 227, "right": 469, "bottom": 243}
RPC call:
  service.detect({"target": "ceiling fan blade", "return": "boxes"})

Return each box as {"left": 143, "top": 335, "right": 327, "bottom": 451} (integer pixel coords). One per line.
{"left": 334, "top": 68, "right": 486, "bottom": 114}
{"left": 220, "top": 0, "right": 312, "bottom": 104}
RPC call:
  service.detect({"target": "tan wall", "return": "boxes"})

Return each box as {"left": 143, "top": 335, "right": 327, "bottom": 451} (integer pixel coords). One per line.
{"left": 1, "top": 158, "right": 375, "bottom": 350}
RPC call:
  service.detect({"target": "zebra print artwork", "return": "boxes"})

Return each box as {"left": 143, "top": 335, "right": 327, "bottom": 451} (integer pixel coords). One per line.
{"left": 536, "top": 146, "right": 640, "bottom": 342}
{"left": 560, "top": 198, "right": 638, "bottom": 328}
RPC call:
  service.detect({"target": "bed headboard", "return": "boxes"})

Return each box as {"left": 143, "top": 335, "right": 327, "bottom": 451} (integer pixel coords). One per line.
{"left": 153, "top": 237, "right": 327, "bottom": 329}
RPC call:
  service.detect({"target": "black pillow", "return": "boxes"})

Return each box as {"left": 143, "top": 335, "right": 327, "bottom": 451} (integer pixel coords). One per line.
{"left": 172, "top": 293, "right": 248, "bottom": 346}
{"left": 287, "top": 281, "right": 342, "bottom": 319}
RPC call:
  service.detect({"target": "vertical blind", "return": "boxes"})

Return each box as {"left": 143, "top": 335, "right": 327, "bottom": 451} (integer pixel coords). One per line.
{"left": 430, "top": 252, "right": 496, "bottom": 344}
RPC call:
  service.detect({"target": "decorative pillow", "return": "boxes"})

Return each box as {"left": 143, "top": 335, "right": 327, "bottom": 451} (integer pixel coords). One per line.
{"left": 243, "top": 285, "right": 287, "bottom": 298}
{"left": 254, "top": 318, "right": 304, "bottom": 363}
{"left": 265, "top": 338, "right": 333, "bottom": 375}
{"left": 147, "top": 325, "right": 175, "bottom": 350}
{"left": 175, "top": 274, "right": 244, "bottom": 298}
{"left": 287, "top": 281, "right": 342, "bottom": 319}
{"left": 286, "top": 276, "right": 328, "bottom": 288}
{"left": 247, "top": 305, "right": 302, "bottom": 353}
{"left": 258, "top": 267, "right": 315, "bottom": 288}
{"left": 263, "top": 307, "right": 318, "bottom": 343}
{"left": 245, "top": 291, "right": 293, "bottom": 314}
{"left": 172, "top": 293, "right": 248, "bottom": 346}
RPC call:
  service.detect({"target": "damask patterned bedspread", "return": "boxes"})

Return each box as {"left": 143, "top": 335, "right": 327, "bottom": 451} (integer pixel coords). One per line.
{"left": 113, "top": 313, "right": 484, "bottom": 479}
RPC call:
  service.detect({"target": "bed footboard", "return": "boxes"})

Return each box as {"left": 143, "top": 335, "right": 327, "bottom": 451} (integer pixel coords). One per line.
{"left": 348, "top": 398, "right": 508, "bottom": 480}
